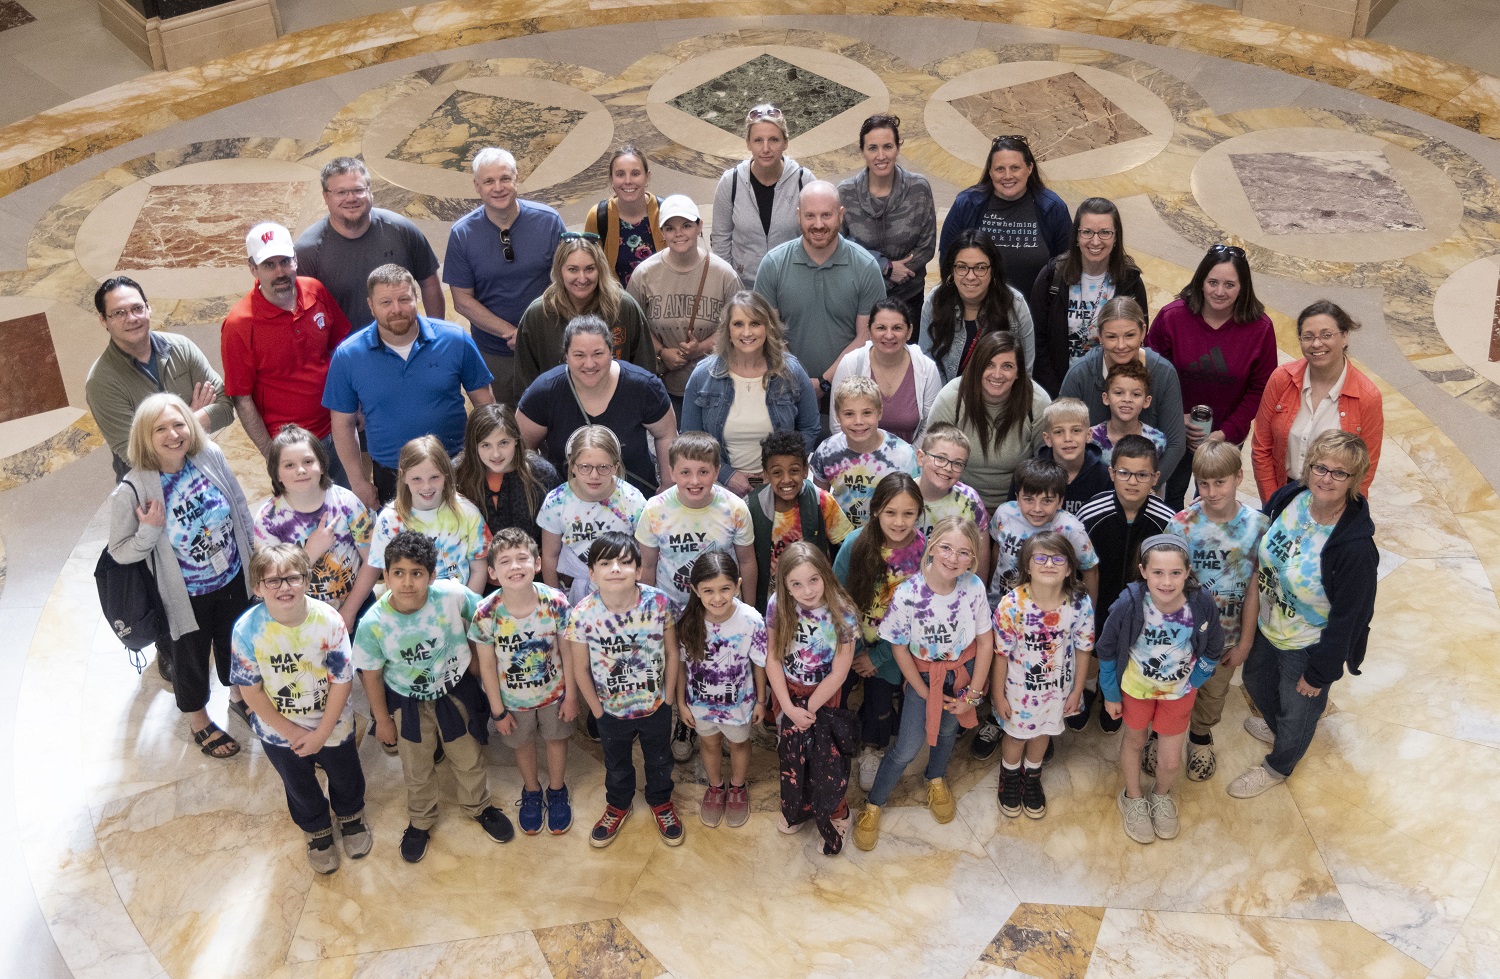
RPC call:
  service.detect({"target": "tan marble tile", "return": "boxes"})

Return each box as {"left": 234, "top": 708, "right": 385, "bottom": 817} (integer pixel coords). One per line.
{"left": 1456, "top": 510, "right": 1500, "bottom": 602}
{"left": 1390, "top": 425, "right": 1500, "bottom": 514}
{"left": 0, "top": 415, "right": 103, "bottom": 493}
{"left": 1086, "top": 909, "right": 1426, "bottom": 978}
{"left": 976, "top": 903, "right": 1104, "bottom": 979}
{"left": 533, "top": 919, "right": 665, "bottom": 979}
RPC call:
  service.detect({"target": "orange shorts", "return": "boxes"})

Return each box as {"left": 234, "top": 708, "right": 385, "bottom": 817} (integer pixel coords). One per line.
{"left": 1121, "top": 690, "right": 1196, "bottom": 736}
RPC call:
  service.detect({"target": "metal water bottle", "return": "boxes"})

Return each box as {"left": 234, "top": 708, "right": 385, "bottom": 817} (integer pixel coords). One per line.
{"left": 1189, "top": 404, "right": 1214, "bottom": 441}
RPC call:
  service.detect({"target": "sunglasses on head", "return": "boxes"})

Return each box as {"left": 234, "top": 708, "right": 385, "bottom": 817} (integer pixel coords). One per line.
{"left": 560, "top": 231, "right": 601, "bottom": 243}
{"left": 747, "top": 104, "right": 785, "bottom": 122}
{"left": 1210, "top": 243, "right": 1246, "bottom": 259}
{"left": 991, "top": 133, "right": 1030, "bottom": 146}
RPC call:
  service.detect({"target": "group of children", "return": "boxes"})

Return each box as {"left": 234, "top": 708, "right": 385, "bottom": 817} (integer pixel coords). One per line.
{"left": 229, "top": 371, "right": 1275, "bottom": 870}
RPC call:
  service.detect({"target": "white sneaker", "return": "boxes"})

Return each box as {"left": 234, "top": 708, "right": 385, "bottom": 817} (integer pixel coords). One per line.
{"left": 1227, "top": 764, "right": 1287, "bottom": 799}
{"left": 1149, "top": 792, "right": 1180, "bottom": 839}
{"left": 1117, "top": 789, "right": 1155, "bottom": 844}
{"left": 1243, "top": 715, "right": 1274, "bottom": 745}
{"left": 857, "top": 746, "right": 884, "bottom": 792}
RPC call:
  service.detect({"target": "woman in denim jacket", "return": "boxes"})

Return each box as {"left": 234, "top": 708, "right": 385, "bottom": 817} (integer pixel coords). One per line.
{"left": 682, "top": 291, "right": 820, "bottom": 494}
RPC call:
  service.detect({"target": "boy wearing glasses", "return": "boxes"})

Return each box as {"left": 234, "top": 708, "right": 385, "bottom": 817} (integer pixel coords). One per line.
{"left": 1075, "top": 435, "right": 1177, "bottom": 732}
{"left": 915, "top": 424, "right": 991, "bottom": 574}
{"left": 230, "top": 543, "right": 370, "bottom": 874}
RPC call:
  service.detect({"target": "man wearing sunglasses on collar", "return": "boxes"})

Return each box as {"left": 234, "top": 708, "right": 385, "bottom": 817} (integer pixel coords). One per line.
{"left": 444, "top": 147, "right": 566, "bottom": 406}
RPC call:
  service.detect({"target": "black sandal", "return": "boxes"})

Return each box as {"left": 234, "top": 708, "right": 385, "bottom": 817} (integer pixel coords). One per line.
{"left": 193, "top": 722, "right": 240, "bottom": 759}
{"left": 228, "top": 698, "right": 252, "bottom": 727}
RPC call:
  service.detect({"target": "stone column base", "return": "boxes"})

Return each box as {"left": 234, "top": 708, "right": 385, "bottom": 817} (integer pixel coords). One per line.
{"left": 98, "top": 0, "right": 283, "bottom": 71}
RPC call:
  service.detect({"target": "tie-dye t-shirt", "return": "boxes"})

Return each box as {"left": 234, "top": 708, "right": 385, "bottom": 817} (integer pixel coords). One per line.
{"left": 1256, "top": 493, "right": 1333, "bottom": 650}
{"left": 768, "top": 484, "right": 854, "bottom": 577}
{"left": 808, "top": 430, "right": 922, "bottom": 528}
{"left": 1122, "top": 593, "right": 1197, "bottom": 700}
{"left": 1169, "top": 501, "right": 1270, "bottom": 647}
{"left": 766, "top": 594, "right": 858, "bottom": 688}
{"left": 682, "top": 599, "right": 768, "bottom": 726}
{"left": 369, "top": 498, "right": 488, "bottom": 582}
{"left": 993, "top": 585, "right": 1096, "bottom": 737}
{"left": 160, "top": 459, "right": 241, "bottom": 595}
{"left": 1089, "top": 422, "right": 1167, "bottom": 460}
{"left": 352, "top": 579, "right": 479, "bottom": 700}
{"left": 253, "top": 486, "right": 374, "bottom": 605}
{"left": 565, "top": 584, "right": 672, "bottom": 719}
{"left": 537, "top": 481, "right": 647, "bottom": 569}
{"left": 468, "top": 582, "right": 571, "bottom": 711}
{"left": 917, "top": 482, "right": 989, "bottom": 542}
{"left": 229, "top": 599, "right": 356, "bottom": 748}
{"left": 636, "top": 486, "right": 754, "bottom": 609}
{"left": 988, "top": 503, "right": 1098, "bottom": 604}
{"left": 841, "top": 528, "right": 927, "bottom": 645}
{"left": 879, "top": 572, "right": 992, "bottom": 663}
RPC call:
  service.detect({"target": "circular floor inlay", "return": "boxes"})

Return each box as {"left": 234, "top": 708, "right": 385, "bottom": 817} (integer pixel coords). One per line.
{"left": 1434, "top": 255, "right": 1500, "bottom": 385}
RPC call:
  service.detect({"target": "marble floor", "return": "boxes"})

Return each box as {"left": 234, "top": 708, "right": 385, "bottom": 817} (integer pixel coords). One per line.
{"left": 4, "top": 0, "right": 1500, "bottom": 977}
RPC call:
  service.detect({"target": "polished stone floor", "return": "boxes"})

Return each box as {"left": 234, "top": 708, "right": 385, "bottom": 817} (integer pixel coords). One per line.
{"left": 3, "top": 1, "right": 1500, "bottom": 977}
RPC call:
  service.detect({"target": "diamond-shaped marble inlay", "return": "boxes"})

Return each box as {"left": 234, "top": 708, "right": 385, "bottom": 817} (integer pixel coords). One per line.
{"left": 0, "top": 0, "right": 35, "bottom": 32}
{"left": 1230, "top": 150, "right": 1426, "bottom": 235}
{"left": 948, "top": 72, "right": 1151, "bottom": 162}
{"left": 669, "top": 53, "right": 865, "bottom": 138}
{"left": 118, "top": 181, "right": 306, "bottom": 270}
{"left": 532, "top": 918, "right": 663, "bottom": 978}
{"left": 0, "top": 312, "right": 66, "bottom": 423}
{"left": 388, "top": 91, "right": 587, "bottom": 175}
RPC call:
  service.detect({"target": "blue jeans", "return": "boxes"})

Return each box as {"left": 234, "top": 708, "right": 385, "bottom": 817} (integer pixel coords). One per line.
{"left": 866, "top": 682, "right": 960, "bottom": 807}
{"left": 597, "top": 702, "right": 674, "bottom": 810}
{"left": 1240, "top": 629, "right": 1330, "bottom": 778}
{"left": 319, "top": 433, "right": 349, "bottom": 490}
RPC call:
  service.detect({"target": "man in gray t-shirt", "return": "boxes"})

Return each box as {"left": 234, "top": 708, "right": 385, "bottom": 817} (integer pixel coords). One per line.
{"left": 295, "top": 157, "right": 443, "bottom": 329}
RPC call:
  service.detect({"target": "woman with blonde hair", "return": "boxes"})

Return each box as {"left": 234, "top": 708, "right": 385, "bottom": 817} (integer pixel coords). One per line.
{"left": 681, "top": 290, "right": 821, "bottom": 493}
{"left": 710, "top": 104, "right": 814, "bottom": 289}
{"left": 108, "top": 392, "right": 254, "bottom": 758}
{"left": 515, "top": 234, "right": 657, "bottom": 386}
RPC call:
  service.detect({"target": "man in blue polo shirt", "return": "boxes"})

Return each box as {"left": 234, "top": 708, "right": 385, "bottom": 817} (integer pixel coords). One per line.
{"left": 444, "top": 147, "right": 565, "bottom": 407}
{"left": 324, "top": 264, "right": 494, "bottom": 508}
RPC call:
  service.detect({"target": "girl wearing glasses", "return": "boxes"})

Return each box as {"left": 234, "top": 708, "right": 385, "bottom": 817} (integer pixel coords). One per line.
{"left": 920, "top": 230, "right": 1035, "bottom": 384}
{"left": 853, "top": 516, "right": 993, "bottom": 851}
{"left": 1146, "top": 243, "right": 1277, "bottom": 510}
{"left": 514, "top": 234, "right": 657, "bottom": 388}
{"left": 709, "top": 104, "right": 814, "bottom": 289}
{"left": 1251, "top": 301, "right": 1382, "bottom": 503}
{"left": 938, "top": 134, "right": 1072, "bottom": 306}
{"left": 1027, "top": 198, "right": 1150, "bottom": 396}
{"left": 837, "top": 113, "right": 936, "bottom": 315}
{"left": 1229, "top": 431, "right": 1376, "bottom": 802}
{"left": 583, "top": 145, "right": 664, "bottom": 288}
{"left": 991, "top": 531, "right": 1095, "bottom": 821}
{"left": 536, "top": 425, "right": 647, "bottom": 606}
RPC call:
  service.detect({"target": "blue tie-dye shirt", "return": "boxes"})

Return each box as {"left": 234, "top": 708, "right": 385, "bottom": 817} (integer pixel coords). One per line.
{"left": 160, "top": 459, "right": 240, "bottom": 595}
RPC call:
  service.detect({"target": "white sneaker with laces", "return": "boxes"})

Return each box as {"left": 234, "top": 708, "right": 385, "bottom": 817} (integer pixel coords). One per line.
{"left": 1243, "top": 715, "right": 1274, "bottom": 745}
{"left": 1117, "top": 789, "right": 1155, "bottom": 845}
{"left": 1149, "top": 792, "right": 1180, "bottom": 839}
{"left": 857, "top": 746, "right": 884, "bottom": 792}
{"left": 1227, "top": 764, "right": 1287, "bottom": 799}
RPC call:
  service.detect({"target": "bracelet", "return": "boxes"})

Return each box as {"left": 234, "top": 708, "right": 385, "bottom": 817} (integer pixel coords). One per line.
{"left": 491, "top": 707, "right": 510, "bottom": 722}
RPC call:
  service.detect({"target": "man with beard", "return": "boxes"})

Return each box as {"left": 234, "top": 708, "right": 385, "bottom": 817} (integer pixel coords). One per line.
{"left": 224, "top": 222, "right": 353, "bottom": 480}
{"left": 322, "top": 264, "right": 495, "bottom": 508}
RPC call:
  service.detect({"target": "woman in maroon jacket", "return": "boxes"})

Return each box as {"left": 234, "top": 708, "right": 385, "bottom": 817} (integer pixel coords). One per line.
{"left": 1146, "top": 244, "right": 1276, "bottom": 510}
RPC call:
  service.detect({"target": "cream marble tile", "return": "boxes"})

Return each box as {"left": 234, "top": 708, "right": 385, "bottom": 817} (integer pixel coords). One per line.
{"left": 347, "top": 930, "right": 553, "bottom": 978}
{"left": 621, "top": 800, "right": 1018, "bottom": 977}
{"left": 1365, "top": 441, "right": 1478, "bottom": 561}
{"left": 1086, "top": 909, "right": 1427, "bottom": 978}
{"left": 1390, "top": 425, "right": 1500, "bottom": 514}
{"left": 1430, "top": 917, "right": 1500, "bottom": 979}
{"left": 1456, "top": 510, "right": 1500, "bottom": 606}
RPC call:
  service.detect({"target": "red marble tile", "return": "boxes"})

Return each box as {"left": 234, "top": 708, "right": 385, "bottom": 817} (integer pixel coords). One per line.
{"left": 118, "top": 180, "right": 307, "bottom": 270}
{"left": 0, "top": 312, "right": 67, "bottom": 424}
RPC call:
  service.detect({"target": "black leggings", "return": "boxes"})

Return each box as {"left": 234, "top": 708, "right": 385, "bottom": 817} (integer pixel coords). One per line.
{"left": 160, "top": 576, "right": 249, "bottom": 714}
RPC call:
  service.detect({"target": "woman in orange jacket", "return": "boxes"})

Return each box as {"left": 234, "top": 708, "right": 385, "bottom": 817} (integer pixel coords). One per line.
{"left": 1251, "top": 300, "right": 1382, "bottom": 503}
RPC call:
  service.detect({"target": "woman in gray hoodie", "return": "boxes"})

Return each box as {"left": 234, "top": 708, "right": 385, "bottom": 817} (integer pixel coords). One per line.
{"left": 710, "top": 104, "right": 812, "bottom": 290}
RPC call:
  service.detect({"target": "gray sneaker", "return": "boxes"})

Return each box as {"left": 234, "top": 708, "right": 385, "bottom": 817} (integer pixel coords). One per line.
{"left": 305, "top": 830, "right": 340, "bottom": 874}
{"left": 1117, "top": 789, "right": 1155, "bottom": 845}
{"left": 1149, "top": 792, "right": 1180, "bottom": 839}
{"left": 338, "top": 813, "right": 373, "bottom": 859}
{"left": 1228, "top": 764, "right": 1287, "bottom": 799}
{"left": 1243, "top": 715, "right": 1274, "bottom": 745}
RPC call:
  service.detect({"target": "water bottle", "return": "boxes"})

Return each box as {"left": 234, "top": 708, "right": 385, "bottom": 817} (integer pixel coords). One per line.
{"left": 1189, "top": 404, "right": 1213, "bottom": 442}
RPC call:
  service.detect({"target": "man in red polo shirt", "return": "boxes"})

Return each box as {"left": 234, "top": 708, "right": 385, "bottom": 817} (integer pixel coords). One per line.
{"left": 224, "top": 221, "right": 353, "bottom": 483}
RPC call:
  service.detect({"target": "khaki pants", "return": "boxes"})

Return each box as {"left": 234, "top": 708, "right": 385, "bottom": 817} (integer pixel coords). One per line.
{"left": 395, "top": 698, "right": 490, "bottom": 830}
{"left": 1189, "top": 658, "right": 1237, "bottom": 738}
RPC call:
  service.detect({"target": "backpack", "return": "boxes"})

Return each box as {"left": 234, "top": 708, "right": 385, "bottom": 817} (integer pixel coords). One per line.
{"left": 748, "top": 479, "right": 828, "bottom": 610}
{"left": 94, "top": 482, "right": 165, "bottom": 666}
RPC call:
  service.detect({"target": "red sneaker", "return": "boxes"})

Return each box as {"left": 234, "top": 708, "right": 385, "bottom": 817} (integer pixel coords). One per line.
{"left": 589, "top": 804, "right": 630, "bottom": 849}
{"left": 725, "top": 783, "right": 750, "bottom": 828}
{"left": 651, "top": 800, "right": 685, "bottom": 846}
{"left": 700, "top": 784, "right": 726, "bottom": 827}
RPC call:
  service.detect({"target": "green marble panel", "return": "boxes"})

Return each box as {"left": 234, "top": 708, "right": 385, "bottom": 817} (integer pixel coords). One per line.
{"left": 669, "top": 53, "right": 865, "bottom": 138}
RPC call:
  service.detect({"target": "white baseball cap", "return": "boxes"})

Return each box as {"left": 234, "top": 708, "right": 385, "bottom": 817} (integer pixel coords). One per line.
{"left": 246, "top": 222, "right": 296, "bottom": 265}
{"left": 658, "top": 195, "right": 701, "bottom": 224}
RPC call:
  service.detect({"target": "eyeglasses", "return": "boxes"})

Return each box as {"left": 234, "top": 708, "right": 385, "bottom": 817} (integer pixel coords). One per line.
{"left": 1031, "top": 553, "right": 1069, "bottom": 566}
{"left": 934, "top": 542, "right": 975, "bottom": 563}
{"left": 560, "top": 231, "right": 601, "bottom": 243}
{"left": 924, "top": 452, "right": 966, "bottom": 472}
{"left": 500, "top": 226, "right": 514, "bottom": 263}
{"left": 106, "top": 303, "right": 149, "bottom": 321}
{"left": 1210, "top": 243, "right": 1246, "bottom": 259}
{"left": 261, "top": 574, "right": 306, "bottom": 589}
{"left": 573, "top": 462, "right": 616, "bottom": 476}
{"left": 1077, "top": 229, "right": 1116, "bottom": 241}
{"left": 1299, "top": 331, "right": 1339, "bottom": 344}
{"left": 1110, "top": 467, "right": 1157, "bottom": 483}
{"left": 327, "top": 186, "right": 369, "bottom": 199}
{"left": 953, "top": 263, "right": 991, "bottom": 278}
{"left": 1310, "top": 463, "right": 1352, "bottom": 482}
{"left": 747, "top": 104, "right": 785, "bottom": 122}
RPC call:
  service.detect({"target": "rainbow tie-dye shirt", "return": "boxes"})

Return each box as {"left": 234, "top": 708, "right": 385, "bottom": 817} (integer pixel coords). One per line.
{"left": 468, "top": 583, "right": 571, "bottom": 710}
{"left": 229, "top": 599, "right": 356, "bottom": 748}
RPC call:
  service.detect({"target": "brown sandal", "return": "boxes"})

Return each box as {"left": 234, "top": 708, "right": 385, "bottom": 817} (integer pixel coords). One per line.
{"left": 192, "top": 721, "right": 240, "bottom": 759}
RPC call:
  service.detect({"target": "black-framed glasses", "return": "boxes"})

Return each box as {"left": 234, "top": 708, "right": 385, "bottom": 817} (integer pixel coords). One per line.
{"left": 1078, "top": 229, "right": 1116, "bottom": 241}
{"left": 560, "top": 231, "right": 601, "bottom": 243}
{"left": 1210, "top": 243, "right": 1246, "bottom": 259}
{"left": 924, "top": 451, "right": 966, "bottom": 472}
{"left": 261, "top": 574, "right": 306, "bottom": 589}
{"left": 500, "top": 226, "right": 514, "bottom": 262}
{"left": 1310, "top": 463, "right": 1352, "bottom": 482}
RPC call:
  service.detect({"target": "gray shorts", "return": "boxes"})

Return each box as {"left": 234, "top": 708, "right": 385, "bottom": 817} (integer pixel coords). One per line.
{"left": 694, "top": 717, "right": 752, "bottom": 744}
{"left": 498, "top": 700, "right": 574, "bottom": 748}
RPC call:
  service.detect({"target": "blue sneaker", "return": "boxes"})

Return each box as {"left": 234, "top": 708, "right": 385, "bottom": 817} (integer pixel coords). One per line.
{"left": 546, "top": 784, "right": 573, "bottom": 835}
{"left": 517, "top": 788, "right": 545, "bottom": 836}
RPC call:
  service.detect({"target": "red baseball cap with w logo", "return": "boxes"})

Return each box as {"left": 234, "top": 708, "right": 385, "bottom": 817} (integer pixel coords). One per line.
{"left": 246, "top": 221, "right": 295, "bottom": 265}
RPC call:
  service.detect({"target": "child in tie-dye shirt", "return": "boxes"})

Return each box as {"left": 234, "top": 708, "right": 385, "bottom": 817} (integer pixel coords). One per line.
{"left": 470, "top": 529, "right": 576, "bottom": 837}
{"left": 810, "top": 376, "right": 921, "bottom": 528}
{"left": 538, "top": 425, "right": 647, "bottom": 606}
{"left": 676, "top": 551, "right": 767, "bottom": 829}
{"left": 914, "top": 423, "right": 990, "bottom": 575}
{"left": 230, "top": 544, "right": 368, "bottom": 873}
{"left": 565, "top": 533, "right": 681, "bottom": 849}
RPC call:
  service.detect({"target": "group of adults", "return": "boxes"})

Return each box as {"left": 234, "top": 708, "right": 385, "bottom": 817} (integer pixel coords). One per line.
{"left": 84, "top": 100, "right": 1384, "bottom": 786}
